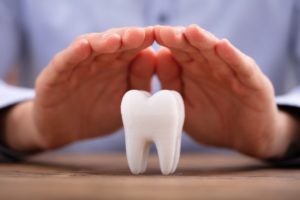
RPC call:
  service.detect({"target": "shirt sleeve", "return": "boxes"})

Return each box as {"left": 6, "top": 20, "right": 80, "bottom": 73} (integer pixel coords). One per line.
{"left": 0, "top": 81, "right": 34, "bottom": 162}
{"left": 0, "top": 81, "right": 34, "bottom": 109}
{"left": 276, "top": 1, "right": 300, "bottom": 106}
{"left": 0, "top": 0, "right": 22, "bottom": 79}
{"left": 276, "top": 88, "right": 300, "bottom": 107}
{"left": 0, "top": 81, "right": 35, "bottom": 160}
{"left": 273, "top": 1, "right": 300, "bottom": 162}
{"left": 0, "top": 1, "right": 35, "bottom": 161}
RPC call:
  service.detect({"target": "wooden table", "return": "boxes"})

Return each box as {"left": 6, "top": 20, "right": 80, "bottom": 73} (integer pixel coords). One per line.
{"left": 0, "top": 152, "right": 299, "bottom": 200}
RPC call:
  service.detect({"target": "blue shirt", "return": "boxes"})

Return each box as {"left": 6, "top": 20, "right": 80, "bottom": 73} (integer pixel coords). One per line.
{"left": 1, "top": 0, "right": 300, "bottom": 154}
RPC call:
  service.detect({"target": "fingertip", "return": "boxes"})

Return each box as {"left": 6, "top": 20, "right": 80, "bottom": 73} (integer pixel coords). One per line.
{"left": 158, "top": 26, "right": 177, "bottom": 47}
{"left": 123, "top": 27, "right": 146, "bottom": 49}
{"left": 154, "top": 25, "right": 165, "bottom": 45}
{"left": 74, "top": 38, "right": 89, "bottom": 47}
{"left": 186, "top": 24, "right": 218, "bottom": 49}
{"left": 185, "top": 25, "right": 203, "bottom": 45}
{"left": 145, "top": 26, "right": 154, "bottom": 33}
{"left": 219, "top": 38, "right": 232, "bottom": 48}
{"left": 142, "top": 26, "right": 155, "bottom": 47}
{"left": 116, "top": 28, "right": 154, "bottom": 62}
{"left": 216, "top": 39, "right": 235, "bottom": 61}
{"left": 104, "top": 33, "right": 122, "bottom": 52}
{"left": 186, "top": 24, "right": 207, "bottom": 35}
{"left": 90, "top": 33, "right": 121, "bottom": 54}
{"left": 186, "top": 24, "right": 200, "bottom": 37}
{"left": 74, "top": 38, "right": 92, "bottom": 60}
{"left": 175, "top": 26, "right": 186, "bottom": 36}
{"left": 186, "top": 24, "right": 200, "bottom": 35}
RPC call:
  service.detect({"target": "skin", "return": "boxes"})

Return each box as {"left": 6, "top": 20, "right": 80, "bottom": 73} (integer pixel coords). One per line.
{"left": 155, "top": 25, "right": 299, "bottom": 159}
{"left": 2, "top": 25, "right": 299, "bottom": 159}
{"left": 4, "top": 27, "right": 156, "bottom": 151}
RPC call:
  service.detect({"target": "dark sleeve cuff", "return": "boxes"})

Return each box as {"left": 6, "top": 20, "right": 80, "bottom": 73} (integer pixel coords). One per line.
{"left": 265, "top": 156, "right": 300, "bottom": 167}
{"left": 0, "top": 145, "right": 26, "bottom": 162}
{"left": 265, "top": 105, "right": 300, "bottom": 166}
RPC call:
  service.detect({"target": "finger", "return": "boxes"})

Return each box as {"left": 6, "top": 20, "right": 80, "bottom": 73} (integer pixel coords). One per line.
{"left": 118, "top": 26, "right": 155, "bottom": 61}
{"left": 103, "top": 27, "right": 149, "bottom": 51}
{"left": 93, "top": 27, "right": 152, "bottom": 63}
{"left": 39, "top": 39, "right": 92, "bottom": 86}
{"left": 52, "top": 39, "right": 91, "bottom": 73}
{"left": 154, "top": 26, "right": 196, "bottom": 64}
{"left": 216, "top": 39, "right": 262, "bottom": 87}
{"left": 155, "top": 26, "right": 189, "bottom": 49}
{"left": 121, "top": 27, "right": 146, "bottom": 50}
{"left": 156, "top": 47, "right": 182, "bottom": 92}
{"left": 129, "top": 47, "right": 156, "bottom": 91}
{"left": 185, "top": 24, "right": 236, "bottom": 82}
{"left": 85, "top": 32, "right": 122, "bottom": 56}
{"left": 185, "top": 24, "right": 223, "bottom": 65}
{"left": 83, "top": 27, "right": 146, "bottom": 56}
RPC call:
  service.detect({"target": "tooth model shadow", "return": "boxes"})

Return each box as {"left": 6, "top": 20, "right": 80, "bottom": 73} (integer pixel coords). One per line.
{"left": 121, "top": 90, "right": 185, "bottom": 175}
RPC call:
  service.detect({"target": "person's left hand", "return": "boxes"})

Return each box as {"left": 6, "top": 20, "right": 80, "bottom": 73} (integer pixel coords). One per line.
{"left": 154, "top": 25, "right": 295, "bottom": 159}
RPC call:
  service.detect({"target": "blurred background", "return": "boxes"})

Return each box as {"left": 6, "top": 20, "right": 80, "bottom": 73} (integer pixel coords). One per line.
{"left": 1, "top": 0, "right": 299, "bottom": 154}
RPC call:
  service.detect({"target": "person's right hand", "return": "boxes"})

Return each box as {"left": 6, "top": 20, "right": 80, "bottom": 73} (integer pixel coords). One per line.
{"left": 4, "top": 27, "right": 155, "bottom": 151}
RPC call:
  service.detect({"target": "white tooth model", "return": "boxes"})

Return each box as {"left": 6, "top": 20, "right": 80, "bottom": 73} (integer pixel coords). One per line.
{"left": 121, "top": 90, "right": 185, "bottom": 175}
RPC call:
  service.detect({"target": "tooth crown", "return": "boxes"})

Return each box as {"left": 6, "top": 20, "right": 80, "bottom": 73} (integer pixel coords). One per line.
{"left": 121, "top": 90, "right": 185, "bottom": 175}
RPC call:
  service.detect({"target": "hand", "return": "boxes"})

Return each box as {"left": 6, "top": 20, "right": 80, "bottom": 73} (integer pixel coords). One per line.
{"left": 4, "top": 27, "right": 155, "bottom": 151}
{"left": 155, "top": 25, "right": 295, "bottom": 158}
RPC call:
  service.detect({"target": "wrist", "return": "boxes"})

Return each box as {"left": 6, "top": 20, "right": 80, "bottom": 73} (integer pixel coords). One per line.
{"left": 4, "top": 101, "right": 44, "bottom": 152}
{"left": 274, "top": 107, "right": 300, "bottom": 159}
{"left": 267, "top": 109, "right": 300, "bottom": 159}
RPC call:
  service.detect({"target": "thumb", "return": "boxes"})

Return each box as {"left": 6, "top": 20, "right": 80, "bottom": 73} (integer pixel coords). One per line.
{"left": 156, "top": 47, "right": 182, "bottom": 92}
{"left": 129, "top": 47, "right": 156, "bottom": 91}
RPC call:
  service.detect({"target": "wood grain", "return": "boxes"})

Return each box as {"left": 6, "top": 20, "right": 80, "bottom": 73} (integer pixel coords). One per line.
{"left": 0, "top": 153, "right": 299, "bottom": 200}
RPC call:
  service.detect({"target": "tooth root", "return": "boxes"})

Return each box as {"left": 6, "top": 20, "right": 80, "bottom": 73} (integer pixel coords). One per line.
{"left": 170, "top": 91, "right": 184, "bottom": 174}
{"left": 171, "top": 137, "right": 181, "bottom": 174}
{"left": 125, "top": 137, "right": 151, "bottom": 175}
{"left": 155, "top": 137, "right": 180, "bottom": 175}
{"left": 140, "top": 142, "right": 151, "bottom": 173}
